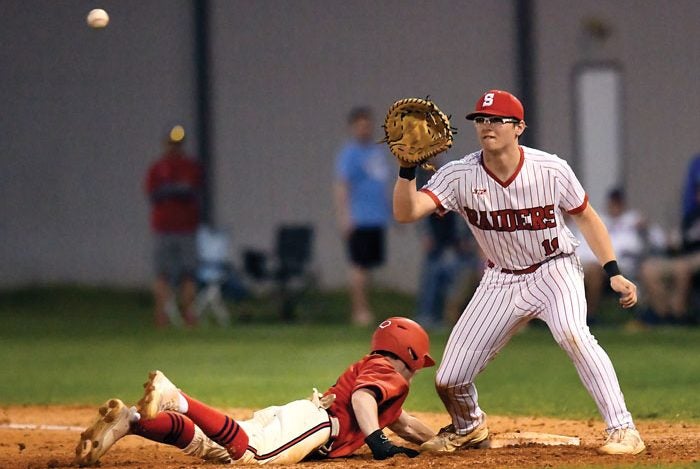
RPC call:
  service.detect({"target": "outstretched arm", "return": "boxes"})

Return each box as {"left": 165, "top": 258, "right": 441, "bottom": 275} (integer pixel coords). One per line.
{"left": 351, "top": 389, "right": 419, "bottom": 460}
{"left": 393, "top": 175, "right": 438, "bottom": 223}
{"left": 571, "top": 204, "right": 637, "bottom": 308}
{"left": 387, "top": 410, "right": 435, "bottom": 445}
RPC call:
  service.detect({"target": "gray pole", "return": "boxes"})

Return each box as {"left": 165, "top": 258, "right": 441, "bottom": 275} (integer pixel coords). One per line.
{"left": 193, "top": 0, "right": 213, "bottom": 224}
{"left": 515, "top": 0, "right": 537, "bottom": 148}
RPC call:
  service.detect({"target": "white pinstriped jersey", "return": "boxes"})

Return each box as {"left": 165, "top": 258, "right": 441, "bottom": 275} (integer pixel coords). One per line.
{"left": 422, "top": 146, "right": 588, "bottom": 271}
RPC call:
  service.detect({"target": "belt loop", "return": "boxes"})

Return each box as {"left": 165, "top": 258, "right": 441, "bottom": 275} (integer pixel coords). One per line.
{"left": 328, "top": 415, "right": 340, "bottom": 439}
{"left": 317, "top": 415, "right": 339, "bottom": 457}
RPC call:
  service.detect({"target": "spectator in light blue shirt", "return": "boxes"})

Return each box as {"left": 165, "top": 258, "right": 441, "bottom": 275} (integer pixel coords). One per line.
{"left": 334, "top": 107, "right": 391, "bottom": 326}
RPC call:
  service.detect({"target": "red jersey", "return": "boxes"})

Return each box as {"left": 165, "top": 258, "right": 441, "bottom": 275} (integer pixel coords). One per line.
{"left": 145, "top": 152, "right": 202, "bottom": 233}
{"left": 324, "top": 354, "right": 409, "bottom": 458}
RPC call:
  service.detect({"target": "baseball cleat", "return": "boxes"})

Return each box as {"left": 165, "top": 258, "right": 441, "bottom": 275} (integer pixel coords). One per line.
{"left": 137, "top": 370, "right": 182, "bottom": 419}
{"left": 420, "top": 422, "right": 489, "bottom": 452}
{"left": 74, "top": 398, "right": 139, "bottom": 466}
{"left": 597, "top": 428, "right": 646, "bottom": 455}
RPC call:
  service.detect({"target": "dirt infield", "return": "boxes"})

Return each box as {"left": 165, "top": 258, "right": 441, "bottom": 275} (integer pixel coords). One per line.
{"left": 1, "top": 405, "right": 698, "bottom": 468}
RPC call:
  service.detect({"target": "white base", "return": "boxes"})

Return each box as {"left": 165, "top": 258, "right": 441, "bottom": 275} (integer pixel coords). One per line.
{"left": 480, "top": 431, "right": 581, "bottom": 449}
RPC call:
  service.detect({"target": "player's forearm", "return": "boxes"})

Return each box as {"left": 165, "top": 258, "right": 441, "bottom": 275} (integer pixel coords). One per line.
{"left": 573, "top": 206, "right": 616, "bottom": 265}
{"left": 393, "top": 177, "right": 416, "bottom": 222}
{"left": 351, "top": 389, "right": 381, "bottom": 436}
{"left": 388, "top": 412, "right": 435, "bottom": 445}
{"left": 393, "top": 178, "right": 434, "bottom": 223}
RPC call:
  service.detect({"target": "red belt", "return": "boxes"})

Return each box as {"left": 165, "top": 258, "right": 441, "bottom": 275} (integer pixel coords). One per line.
{"left": 487, "top": 252, "right": 570, "bottom": 275}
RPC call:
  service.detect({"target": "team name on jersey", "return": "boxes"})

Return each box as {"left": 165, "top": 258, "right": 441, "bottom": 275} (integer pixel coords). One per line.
{"left": 464, "top": 204, "right": 556, "bottom": 232}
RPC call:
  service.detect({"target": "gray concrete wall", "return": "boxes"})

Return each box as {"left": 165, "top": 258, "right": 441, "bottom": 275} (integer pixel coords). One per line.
{"left": 209, "top": 0, "right": 516, "bottom": 290}
{"left": 1, "top": 1, "right": 196, "bottom": 287}
{"left": 2, "top": 0, "right": 699, "bottom": 290}
{"left": 534, "top": 0, "right": 700, "bottom": 229}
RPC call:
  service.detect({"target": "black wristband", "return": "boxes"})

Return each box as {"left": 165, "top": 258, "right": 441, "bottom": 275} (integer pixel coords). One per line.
{"left": 365, "top": 429, "right": 388, "bottom": 447}
{"left": 399, "top": 166, "right": 417, "bottom": 181}
{"left": 364, "top": 429, "right": 419, "bottom": 460}
{"left": 365, "top": 429, "right": 392, "bottom": 457}
{"left": 603, "top": 260, "right": 621, "bottom": 278}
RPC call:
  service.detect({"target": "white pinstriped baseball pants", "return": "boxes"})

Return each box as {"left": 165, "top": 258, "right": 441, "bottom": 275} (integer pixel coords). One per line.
{"left": 435, "top": 254, "right": 635, "bottom": 434}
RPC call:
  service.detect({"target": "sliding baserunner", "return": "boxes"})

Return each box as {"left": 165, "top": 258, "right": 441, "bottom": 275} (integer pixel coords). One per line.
{"left": 75, "top": 317, "right": 436, "bottom": 466}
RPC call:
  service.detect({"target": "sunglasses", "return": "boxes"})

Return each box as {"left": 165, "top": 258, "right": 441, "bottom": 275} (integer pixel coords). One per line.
{"left": 473, "top": 116, "right": 520, "bottom": 125}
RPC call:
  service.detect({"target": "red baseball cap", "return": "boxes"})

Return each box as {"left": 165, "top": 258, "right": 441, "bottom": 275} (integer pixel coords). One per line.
{"left": 466, "top": 90, "right": 524, "bottom": 121}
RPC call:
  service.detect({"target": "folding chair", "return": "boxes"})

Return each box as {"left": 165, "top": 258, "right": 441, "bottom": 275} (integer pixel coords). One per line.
{"left": 195, "top": 226, "right": 233, "bottom": 326}
{"left": 242, "top": 224, "right": 315, "bottom": 321}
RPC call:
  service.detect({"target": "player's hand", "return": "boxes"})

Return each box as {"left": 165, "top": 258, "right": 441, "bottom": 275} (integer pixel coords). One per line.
{"left": 609, "top": 275, "right": 637, "bottom": 308}
{"left": 365, "top": 430, "right": 419, "bottom": 460}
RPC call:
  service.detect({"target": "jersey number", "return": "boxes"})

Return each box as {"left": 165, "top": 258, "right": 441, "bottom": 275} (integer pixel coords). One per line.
{"left": 483, "top": 93, "right": 495, "bottom": 107}
{"left": 541, "top": 237, "right": 559, "bottom": 256}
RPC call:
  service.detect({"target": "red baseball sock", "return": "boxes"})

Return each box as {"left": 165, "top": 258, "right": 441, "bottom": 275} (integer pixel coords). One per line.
{"left": 133, "top": 411, "right": 195, "bottom": 449}
{"left": 182, "top": 393, "right": 249, "bottom": 460}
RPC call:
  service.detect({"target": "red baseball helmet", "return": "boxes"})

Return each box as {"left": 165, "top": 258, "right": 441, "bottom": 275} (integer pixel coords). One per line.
{"left": 466, "top": 89, "right": 524, "bottom": 121}
{"left": 371, "top": 317, "right": 435, "bottom": 371}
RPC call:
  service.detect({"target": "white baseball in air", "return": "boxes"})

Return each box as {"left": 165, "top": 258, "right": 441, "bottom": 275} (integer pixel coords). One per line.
{"left": 87, "top": 9, "right": 109, "bottom": 29}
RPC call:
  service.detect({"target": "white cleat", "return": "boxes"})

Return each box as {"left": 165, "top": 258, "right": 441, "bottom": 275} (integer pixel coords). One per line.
{"left": 74, "top": 398, "right": 139, "bottom": 466}
{"left": 420, "top": 422, "right": 489, "bottom": 452}
{"left": 597, "top": 428, "right": 646, "bottom": 455}
{"left": 137, "top": 370, "right": 182, "bottom": 419}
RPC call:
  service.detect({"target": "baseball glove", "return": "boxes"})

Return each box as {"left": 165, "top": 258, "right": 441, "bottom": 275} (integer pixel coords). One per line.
{"left": 381, "top": 97, "right": 454, "bottom": 168}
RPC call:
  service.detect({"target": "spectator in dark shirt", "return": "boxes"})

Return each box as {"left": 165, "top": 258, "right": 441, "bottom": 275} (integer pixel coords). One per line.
{"left": 414, "top": 167, "right": 480, "bottom": 329}
{"left": 415, "top": 211, "right": 480, "bottom": 329}
{"left": 681, "top": 153, "right": 700, "bottom": 219}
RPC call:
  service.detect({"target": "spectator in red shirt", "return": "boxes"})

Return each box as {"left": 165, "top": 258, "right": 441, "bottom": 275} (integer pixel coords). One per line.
{"left": 144, "top": 125, "right": 202, "bottom": 327}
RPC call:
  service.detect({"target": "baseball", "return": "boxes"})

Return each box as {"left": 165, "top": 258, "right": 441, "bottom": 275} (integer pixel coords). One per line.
{"left": 86, "top": 9, "right": 109, "bottom": 29}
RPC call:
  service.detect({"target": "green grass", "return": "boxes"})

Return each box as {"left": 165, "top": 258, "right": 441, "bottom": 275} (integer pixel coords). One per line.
{"left": 0, "top": 286, "right": 698, "bottom": 425}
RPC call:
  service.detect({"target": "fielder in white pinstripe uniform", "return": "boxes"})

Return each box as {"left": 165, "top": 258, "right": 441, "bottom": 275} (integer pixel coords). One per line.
{"left": 394, "top": 90, "right": 645, "bottom": 455}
